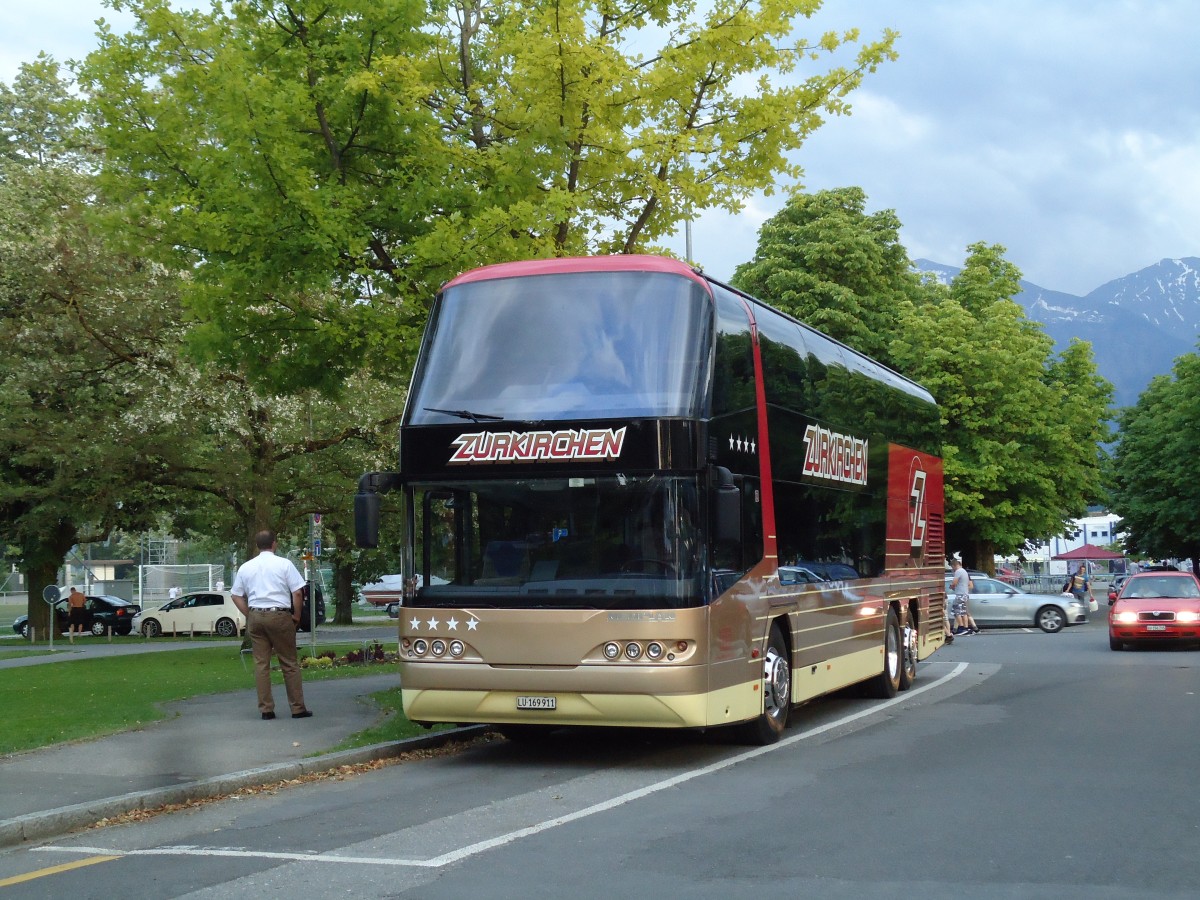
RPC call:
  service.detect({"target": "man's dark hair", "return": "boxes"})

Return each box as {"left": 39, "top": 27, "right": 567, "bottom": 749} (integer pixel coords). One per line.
{"left": 254, "top": 530, "right": 276, "bottom": 551}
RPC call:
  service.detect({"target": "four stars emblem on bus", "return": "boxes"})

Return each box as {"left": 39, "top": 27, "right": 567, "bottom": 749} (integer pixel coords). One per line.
{"left": 729, "top": 434, "right": 758, "bottom": 454}
{"left": 409, "top": 615, "right": 480, "bottom": 633}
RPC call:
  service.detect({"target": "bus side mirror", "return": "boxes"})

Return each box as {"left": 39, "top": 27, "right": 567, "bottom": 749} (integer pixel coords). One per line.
{"left": 354, "top": 471, "right": 402, "bottom": 549}
{"left": 713, "top": 466, "right": 742, "bottom": 544}
{"left": 355, "top": 492, "right": 381, "bottom": 549}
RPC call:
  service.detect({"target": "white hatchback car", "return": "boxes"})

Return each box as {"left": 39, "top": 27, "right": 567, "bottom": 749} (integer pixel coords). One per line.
{"left": 134, "top": 591, "right": 245, "bottom": 638}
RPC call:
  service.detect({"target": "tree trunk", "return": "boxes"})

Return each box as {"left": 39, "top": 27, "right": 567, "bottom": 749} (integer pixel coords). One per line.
{"left": 333, "top": 560, "right": 355, "bottom": 625}
{"left": 23, "top": 559, "right": 63, "bottom": 639}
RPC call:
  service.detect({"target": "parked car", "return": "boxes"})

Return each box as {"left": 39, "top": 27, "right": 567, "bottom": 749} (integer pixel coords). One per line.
{"left": 133, "top": 591, "right": 245, "bottom": 637}
{"left": 298, "top": 583, "right": 326, "bottom": 632}
{"left": 1108, "top": 571, "right": 1200, "bottom": 650}
{"left": 13, "top": 593, "right": 141, "bottom": 638}
{"left": 1107, "top": 573, "right": 1132, "bottom": 604}
{"left": 386, "top": 601, "right": 400, "bottom": 618}
{"left": 946, "top": 576, "right": 1087, "bottom": 633}
{"left": 359, "top": 574, "right": 405, "bottom": 607}
{"left": 996, "top": 564, "right": 1024, "bottom": 584}
{"left": 792, "top": 560, "right": 861, "bottom": 581}
{"left": 777, "top": 565, "right": 829, "bottom": 586}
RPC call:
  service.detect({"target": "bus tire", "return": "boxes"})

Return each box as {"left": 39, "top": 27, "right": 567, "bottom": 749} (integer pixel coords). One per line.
{"left": 865, "top": 607, "right": 902, "bottom": 699}
{"left": 899, "top": 606, "right": 918, "bottom": 691}
{"left": 740, "top": 622, "right": 791, "bottom": 745}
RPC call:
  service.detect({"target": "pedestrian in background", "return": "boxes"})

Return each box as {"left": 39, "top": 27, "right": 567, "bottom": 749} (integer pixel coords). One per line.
{"left": 1068, "top": 565, "right": 1094, "bottom": 608}
{"left": 230, "top": 530, "right": 312, "bottom": 720}
{"left": 67, "top": 586, "right": 87, "bottom": 642}
{"left": 950, "top": 559, "right": 980, "bottom": 635}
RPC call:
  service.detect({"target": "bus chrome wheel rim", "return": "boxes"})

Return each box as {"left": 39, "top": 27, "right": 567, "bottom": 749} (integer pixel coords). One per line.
{"left": 886, "top": 623, "right": 900, "bottom": 677}
{"left": 764, "top": 647, "right": 790, "bottom": 716}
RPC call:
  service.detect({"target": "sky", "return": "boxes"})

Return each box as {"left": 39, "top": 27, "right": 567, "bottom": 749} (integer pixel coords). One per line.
{"left": 3, "top": 1, "right": 1198, "bottom": 297}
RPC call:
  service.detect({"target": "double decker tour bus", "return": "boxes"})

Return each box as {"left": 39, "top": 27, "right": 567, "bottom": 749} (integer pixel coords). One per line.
{"left": 356, "top": 255, "right": 945, "bottom": 744}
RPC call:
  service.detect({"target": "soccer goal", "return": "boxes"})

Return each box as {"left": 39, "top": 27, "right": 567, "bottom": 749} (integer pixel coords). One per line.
{"left": 138, "top": 564, "right": 226, "bottom": 606}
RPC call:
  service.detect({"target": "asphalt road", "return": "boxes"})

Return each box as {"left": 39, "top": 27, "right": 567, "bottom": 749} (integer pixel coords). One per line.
{"left": 3, "top": 611, "right": 1198, "bottom": 898}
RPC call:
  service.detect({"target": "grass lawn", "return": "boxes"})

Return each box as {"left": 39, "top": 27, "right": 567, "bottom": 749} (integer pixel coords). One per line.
{"left": 0, "top": 644, "right": 431, "bottom": 755}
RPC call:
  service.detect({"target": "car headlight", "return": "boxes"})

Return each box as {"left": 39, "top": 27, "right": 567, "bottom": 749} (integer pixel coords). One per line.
{"left": 1115, "top": 611, "right": 1138, "bottom": 624}
{"left": 1177, "top": 610, "right": 1200, "bottom": 624}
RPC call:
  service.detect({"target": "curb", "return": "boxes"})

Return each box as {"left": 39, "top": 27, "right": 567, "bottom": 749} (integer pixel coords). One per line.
{"left": 0, "top": 725, "right": 490, "bottom": 848}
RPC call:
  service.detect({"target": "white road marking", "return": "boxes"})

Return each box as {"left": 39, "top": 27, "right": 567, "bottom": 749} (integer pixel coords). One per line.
{"left": 39, "top": 662, "right": 968, "bottom": 869}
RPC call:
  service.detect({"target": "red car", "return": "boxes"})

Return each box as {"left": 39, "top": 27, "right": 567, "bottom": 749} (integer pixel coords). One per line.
{"left": 1108, "top": 571, "right": 1200, "bottom": 650}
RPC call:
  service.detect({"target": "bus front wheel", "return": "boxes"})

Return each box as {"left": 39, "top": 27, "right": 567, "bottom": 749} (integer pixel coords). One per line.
{"left": 740, "top": 623, "right": 791, "bottom": 745}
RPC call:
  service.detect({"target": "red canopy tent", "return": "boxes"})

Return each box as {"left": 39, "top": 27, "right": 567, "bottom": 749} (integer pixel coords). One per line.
{"left": 1051, "top": 544, "right": 1124, "bottom": 560}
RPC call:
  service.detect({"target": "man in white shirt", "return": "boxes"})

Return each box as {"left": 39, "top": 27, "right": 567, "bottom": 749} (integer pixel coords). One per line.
{"left": 231, "top": 530, "right": 312, "bottom": 720}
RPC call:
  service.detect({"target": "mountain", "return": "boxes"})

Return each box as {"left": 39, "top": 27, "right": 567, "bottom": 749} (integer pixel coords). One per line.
{"left": 913, "top": 257, "right": 1200, "bottom": 409}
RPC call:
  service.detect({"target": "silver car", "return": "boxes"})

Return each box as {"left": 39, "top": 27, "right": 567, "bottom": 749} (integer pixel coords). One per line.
{"left": 947, "top": 576, "right": 1088, "bottom": 633}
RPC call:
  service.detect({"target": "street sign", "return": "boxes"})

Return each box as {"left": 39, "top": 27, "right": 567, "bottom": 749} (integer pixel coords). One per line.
{"left": 313, "top": 538, "right": 322, "bottom": 557}
{"left": 42, "top": 585, "right": 60, "bottom": 604}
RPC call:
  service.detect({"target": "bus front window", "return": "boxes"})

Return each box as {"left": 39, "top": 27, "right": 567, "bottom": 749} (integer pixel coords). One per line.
{"left": 411, "top": 475, "right": 704, "bottom": 610}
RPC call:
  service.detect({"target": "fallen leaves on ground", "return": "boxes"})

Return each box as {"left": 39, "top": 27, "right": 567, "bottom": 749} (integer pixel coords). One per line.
{"left": 86, "top": 733, "right": 497, "bottom": 831}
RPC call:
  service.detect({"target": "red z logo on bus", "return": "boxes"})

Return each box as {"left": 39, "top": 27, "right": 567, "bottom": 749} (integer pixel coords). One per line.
{"left": 908, "top": 460, "right": 928, "bottom": 550}
{"left": 449, "top": 427, "right": 626, "bottom": 464}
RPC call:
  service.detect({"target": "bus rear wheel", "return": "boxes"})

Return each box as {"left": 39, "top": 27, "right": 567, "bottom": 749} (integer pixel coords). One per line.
{"left": 740, "top": 623, "right": 790, "bottom": 745}
{"left": 865, "top": 607, "right": 902, "bottom": 699}
{"left": 899, "top": 609, "right": 918, "bottom": 691}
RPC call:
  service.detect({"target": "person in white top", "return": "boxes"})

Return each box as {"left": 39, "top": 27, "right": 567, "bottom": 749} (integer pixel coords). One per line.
{"left": 230, "top": 530, "right": 311, "bottom": 720}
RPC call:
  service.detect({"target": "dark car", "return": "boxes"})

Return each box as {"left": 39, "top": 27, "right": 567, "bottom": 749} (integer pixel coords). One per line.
{"left": 297, "top": 584, "right": 326, "bottom": 632}
{"left": 1107, "top": 573, "right": 1132, "bottom": 605}
{"left": 13, "top": 593, "right": 141, "bottom": 638}
{"left": 1109, "top": 571, "right": 1200, "bottom": 650}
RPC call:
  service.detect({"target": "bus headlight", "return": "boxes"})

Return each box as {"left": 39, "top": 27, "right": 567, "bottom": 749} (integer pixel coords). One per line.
{"left": 646, "top": 641, "right": 664, "bottom": 660}
{"left": 431, "top": 639, "right": 447, "bottom": 657}
{"left": 603, "top": 642, "right": 621, "bottom": 660}
{"left": 412, "top": 639, "right": 428, "bottom": 656}
{"left": 624, "top": 642, "right": 642, "bottom": 660}
{"left": 449, "top": 640, "right": 465, "bottom": 657}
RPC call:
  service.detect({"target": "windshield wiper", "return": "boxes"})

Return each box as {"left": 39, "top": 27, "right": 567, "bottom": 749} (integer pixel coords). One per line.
{"left": 423, "top": 407, "right": 504, "bottom": 423}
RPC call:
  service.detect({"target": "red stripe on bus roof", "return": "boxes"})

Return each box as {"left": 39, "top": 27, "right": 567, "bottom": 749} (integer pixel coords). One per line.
{"left": 443, "top": 255, "right": 706, "bottom": 289}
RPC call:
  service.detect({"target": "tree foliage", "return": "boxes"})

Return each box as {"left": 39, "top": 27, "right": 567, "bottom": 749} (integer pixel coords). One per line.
{"left": 729, "top": 186, "right": 923, "bottom": 365}
{"left": 0, "top": 60, "right": 183, "bottom": 628}
{"left": 82, "top": 0, "right": 899, "bottom": 393}
{"left": 730, "top": 192, "right": 1113, "bottom": 569}
{"left": 1, "top": 57, "right": 406, "bottom": 625}
{"left": 1110, "top": 355, "right": 1200, "bottom": 572}
{"left": 892, "top": 242, "right": 1111, "bottom": 565}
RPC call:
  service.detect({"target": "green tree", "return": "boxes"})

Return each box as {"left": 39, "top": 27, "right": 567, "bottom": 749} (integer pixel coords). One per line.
{"left": 1110, "top": 355, "right": 1200, "bottom": 572}
{"left": 729, "top": 186, "right": 923, "bottom": 365}
{"left": 82, "top": 0, "right": 899, "bottom": 393}
{"left": 1, "top": 59, "right": 403, "bottom": 629}
{"left": 0, "top": 60, "right": 184, "bottom": 632}
{"left": 892, "top": 243, "right": 1111, "bottom": 567}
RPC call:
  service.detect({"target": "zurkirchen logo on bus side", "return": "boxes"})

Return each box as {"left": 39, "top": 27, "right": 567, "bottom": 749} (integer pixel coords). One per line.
{"left": 801, "top": 424, "right": 868, "bottom": 486}
{"left": 449, "top": 427, "right": 627, "bottom": 464}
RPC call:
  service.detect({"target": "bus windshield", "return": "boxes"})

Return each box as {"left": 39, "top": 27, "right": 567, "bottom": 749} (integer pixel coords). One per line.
{"left": 407, "top": 271, "right": 711, "bottom": 423}
{"left": 410, "top": 474, "right": 704, "bottom": 610}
